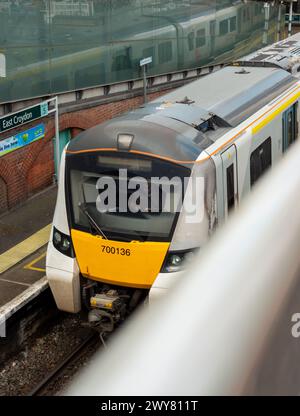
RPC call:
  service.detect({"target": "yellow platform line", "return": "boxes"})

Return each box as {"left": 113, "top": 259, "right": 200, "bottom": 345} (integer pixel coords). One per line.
{"left": 24, "top": 252, "right": 46, "bottom": 273}
{"left": 0, "top": 224, "right": 51, "bottom": 274}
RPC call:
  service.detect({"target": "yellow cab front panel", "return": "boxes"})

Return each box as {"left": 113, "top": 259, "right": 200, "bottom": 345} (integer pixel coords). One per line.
{"left": 71, "top": 229, "right": 170, "bottom": 289}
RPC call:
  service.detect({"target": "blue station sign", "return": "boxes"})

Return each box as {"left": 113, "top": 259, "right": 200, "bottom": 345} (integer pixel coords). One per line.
{"left": 0, "top": 123, "right": 45, "bottom": 157}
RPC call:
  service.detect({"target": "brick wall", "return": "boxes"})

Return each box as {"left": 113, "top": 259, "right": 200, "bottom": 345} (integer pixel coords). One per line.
{"left": 0, "top": 176, "right": 8, "bottom": 214}
{"left": 0, "top": 89, "right": 168, "bottom": 212}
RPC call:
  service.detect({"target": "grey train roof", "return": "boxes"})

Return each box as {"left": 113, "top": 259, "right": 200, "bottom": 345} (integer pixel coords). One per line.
{"left": 152, "top": 66, "right": 295, "bottom": 126}
{"left": 68, "top": 63, "right": 297, "bottom": 164}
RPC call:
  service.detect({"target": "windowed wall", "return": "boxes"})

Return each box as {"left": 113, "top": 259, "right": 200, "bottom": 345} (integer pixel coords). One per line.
{"left": 250, "top": 137, "right": 272, "bottom": 187}
{"left": 0, "top": 0, "right": 284, "bottom": 103}
{"left": 283, "top": 104, "right": 298, "bottom": 153}
{"left": 226, "top": 164, "right": 235, "bottom": 212}
{"left": 246, "top": 103, "right": 298, "bottom": 190}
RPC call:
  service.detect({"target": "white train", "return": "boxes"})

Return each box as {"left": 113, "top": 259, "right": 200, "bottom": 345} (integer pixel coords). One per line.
{"left": 46, "top": 29, "right": 300, "bottom": 333}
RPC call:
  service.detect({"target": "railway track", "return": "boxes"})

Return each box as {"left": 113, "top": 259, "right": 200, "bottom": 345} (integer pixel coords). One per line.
{"left": 28, "top": 330, "right": 100, "bottom": 396}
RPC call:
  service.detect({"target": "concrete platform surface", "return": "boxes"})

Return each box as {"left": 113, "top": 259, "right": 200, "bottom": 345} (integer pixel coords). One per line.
{"left": 0, "top": 186, "right": 56, "bottom": 314}
{"left": 0, "top": 225, "right": 50, "bottom": 274}
{"left": 0, "top": 186, "right": 57, "bottom": 255}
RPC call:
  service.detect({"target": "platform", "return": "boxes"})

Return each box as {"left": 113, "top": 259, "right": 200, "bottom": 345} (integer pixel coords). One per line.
{"left": 0, "top": 186, "right": 56, "bottom": 315}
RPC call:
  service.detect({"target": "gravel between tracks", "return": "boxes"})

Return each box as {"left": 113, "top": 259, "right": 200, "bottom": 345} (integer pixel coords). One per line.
{"left": 0, "top": 314, "right": 101, "bottom": 396}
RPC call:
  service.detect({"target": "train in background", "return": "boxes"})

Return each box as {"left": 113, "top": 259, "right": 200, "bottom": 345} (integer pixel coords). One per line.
{"left": 1, "top": 1, "right": 280, "bottom": 102}
{"left": 47, "top": 32, "right": 300, "bottom": 332}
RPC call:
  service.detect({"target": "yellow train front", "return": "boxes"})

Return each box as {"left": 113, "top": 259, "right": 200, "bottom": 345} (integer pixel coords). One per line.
{"left": 46, "top": 102, "right": 217, "bottom": 330}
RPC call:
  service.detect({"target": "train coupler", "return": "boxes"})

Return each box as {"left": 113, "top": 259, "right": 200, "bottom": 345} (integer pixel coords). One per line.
{"left": 88, "top": 290, "right": 126, "bottom": 332}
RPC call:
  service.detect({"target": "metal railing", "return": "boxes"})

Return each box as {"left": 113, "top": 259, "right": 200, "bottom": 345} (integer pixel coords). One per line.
{"left": 66, "top": 139, "right": 300, "bottom": 396}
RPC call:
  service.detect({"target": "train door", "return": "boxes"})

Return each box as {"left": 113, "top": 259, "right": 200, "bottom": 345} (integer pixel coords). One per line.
{"left": 282, "top": 103, "right": 297, "bottom": 153}
{"left": 209, "top": 20, "right": 216, "bottom": 58}
{"left": 237, "top": 7, "right": 242, "bottom": 35}
{"left": 221, "top": 145, "right": 238, "bottom": 218}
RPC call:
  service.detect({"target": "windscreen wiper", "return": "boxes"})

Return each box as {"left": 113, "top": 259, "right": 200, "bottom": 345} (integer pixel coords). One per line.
{"left": 78, "top": 202, "right": 108, "bottom": 240}
{"left": 110, "top": 234, "right": 133, "bottom": 243}
{"left": 131, "top": 230, "right": 146, "bottom": 242}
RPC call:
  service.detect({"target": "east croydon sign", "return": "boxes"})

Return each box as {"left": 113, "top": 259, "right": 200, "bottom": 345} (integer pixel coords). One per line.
{"left": 0, "top": 101, "right": 48, "bottom": 134}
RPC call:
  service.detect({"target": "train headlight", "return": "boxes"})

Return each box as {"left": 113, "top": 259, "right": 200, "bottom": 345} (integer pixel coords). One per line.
{"left": 170, "top": 254, "right": 182, "bottom": 267}
{"left": 52, "top": 227, "right": 74, "bottom": 258}
{"left": 161, "top": 249, "right": 198, "bottom": 273}
{"left": 53, "top": 230, "right": 62, "bottom": 245}
{"left": 61, "top": 238, "right": 71, "bottom": 251}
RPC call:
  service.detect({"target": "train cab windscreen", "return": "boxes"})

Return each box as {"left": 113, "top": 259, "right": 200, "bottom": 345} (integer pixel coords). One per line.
{"left": 66, "top": 152, "right": 190, "bottom": 242}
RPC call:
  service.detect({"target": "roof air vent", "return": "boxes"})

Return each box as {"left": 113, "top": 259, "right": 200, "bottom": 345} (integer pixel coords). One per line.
{"left": 176, "top": 96, "right": 195, "bottom": 105}
{"left": 291, "top": 47, "right": 300, "bottom": 56}
{"left": 235, "top": 68, "right": 250, "bottom": 75}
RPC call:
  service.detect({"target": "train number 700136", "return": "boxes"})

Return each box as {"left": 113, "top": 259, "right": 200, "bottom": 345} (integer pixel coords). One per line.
{"left": 101, "top": 245, "right": 131, "bottom": 256}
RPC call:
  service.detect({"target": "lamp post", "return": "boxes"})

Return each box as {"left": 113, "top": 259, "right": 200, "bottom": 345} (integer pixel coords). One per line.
{"left": 263, "top": 2, "right": 270, "bottom": 45}
{"left": 277, "top": 1, "right": 283, "bottom": 41}
{"left": 140, "top": 56, "right": 152, "bottom": 104}
{"left": 288, "top": 0, "right": 295, "bottom": 37}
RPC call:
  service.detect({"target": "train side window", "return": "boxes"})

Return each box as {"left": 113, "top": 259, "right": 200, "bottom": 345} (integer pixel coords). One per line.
{"left": 195, "top": 29, "right": 205, "bottom": 47}
{"left": 219, "top": 19, "right": 228, "bottom": 36}
{"left": 188, "top": 32, "right": 195, "bottom": 51}
{"left": 282, "top": 103, "right": 297, "bottom": 152}
{"left": 112, "top": 47, "right": 132, "bottom": 71}
{"left": 230, "top": 16, "right": 237, "bottom": 32}
{"left": 226, "top": 164, "right": 235, "bottom": 211}
{"left": 250, "top": 137, "right": 272, "bottom": 187}
{"left": 158, "top": 41, "right": 172, "bottom": 64}
{"left": 75, "top": 63, "right": 106, "bottom": 88}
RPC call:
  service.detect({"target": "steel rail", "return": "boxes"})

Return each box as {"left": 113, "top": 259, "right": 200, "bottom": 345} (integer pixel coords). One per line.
{"left": 29, "top": 331, "right": 99, "bottom": 396}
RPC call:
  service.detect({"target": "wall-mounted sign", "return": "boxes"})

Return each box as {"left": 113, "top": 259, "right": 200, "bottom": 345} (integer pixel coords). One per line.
{"left": 0, "top": 102, "right": 48, "bottom": 134}
{"left": 0, "top": 123, "right": 45, "bottom": 157}
{"left": 140, "top": 56, "right": 152, "bottom": 67}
